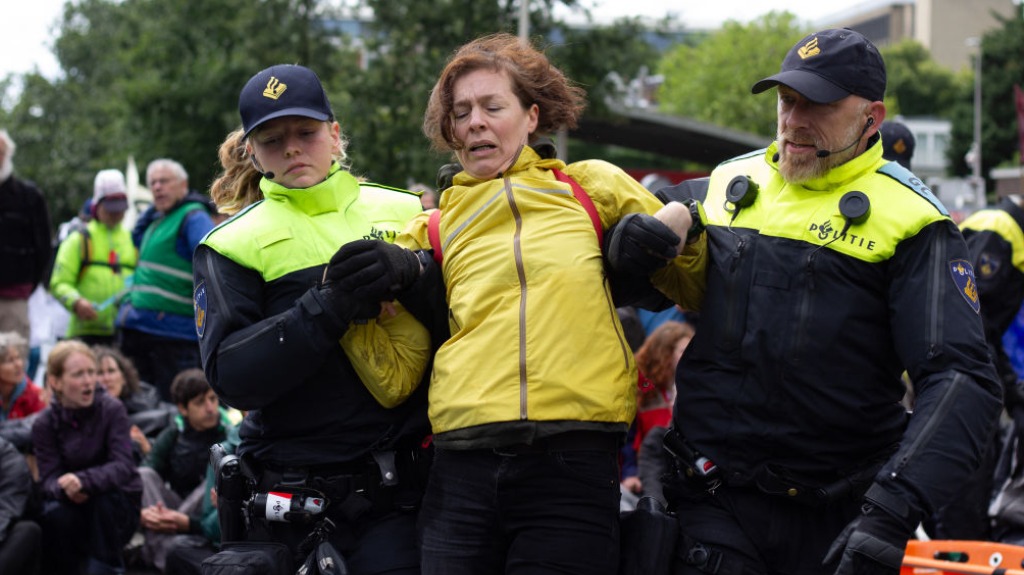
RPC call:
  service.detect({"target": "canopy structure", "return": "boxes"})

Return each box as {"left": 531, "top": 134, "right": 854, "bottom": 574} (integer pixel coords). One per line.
{"left": 574, "top": 101, "right": 772, "bottom": 167}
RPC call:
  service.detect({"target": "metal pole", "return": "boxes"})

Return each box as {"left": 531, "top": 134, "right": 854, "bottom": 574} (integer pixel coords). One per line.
{"left": 518, "top": 0, "right": 529, "bottom": 41}
{"left": 969, "top": 37, "right": 985, "bottom": 207}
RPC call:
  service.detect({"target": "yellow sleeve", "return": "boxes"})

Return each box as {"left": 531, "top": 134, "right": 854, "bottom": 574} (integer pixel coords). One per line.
{"left": 395, "top": 210, "right": 432, "bottom": 251}
{"left": 49, "top": 232, "right": 85, "bottom": 310}
{"left": 564, "top": 160, "right": 707, "bottom": 311}
{"left": 339, "top": 302, "right": 431, "bottom": 408}
{"left": 653, "top": 236, "right": 706, "bottom": 312}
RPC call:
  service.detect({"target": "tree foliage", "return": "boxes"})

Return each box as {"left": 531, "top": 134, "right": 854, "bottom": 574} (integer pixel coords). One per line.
{"left": 2, "top": 0, "right": 353, "bottom": 223}
{"left": 880, "top": 40, "right": 965, "bottom": 119}
{"left": 2, "top": 0, "right": 669, "bottom": 224}
{"left": 656, "top": 11, "right": 809, "bottom": 138}
{"left": 946, "top": 10, "right": 1024, "bottom": 182}
{"left": 341, "top": 0, "right": 523, "bottom": 186}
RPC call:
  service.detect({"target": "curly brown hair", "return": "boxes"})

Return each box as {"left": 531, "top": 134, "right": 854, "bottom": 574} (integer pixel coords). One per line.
{"left": 423, "top": 33, "right": 586, "bottom": 152}
{"left": 634, "top": 321, "right": 694, "bottom": 404}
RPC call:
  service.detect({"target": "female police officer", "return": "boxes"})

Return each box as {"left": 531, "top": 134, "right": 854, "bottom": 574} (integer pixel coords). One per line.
{"left": 192, "top": 64, "right": 431, "bottom": 575}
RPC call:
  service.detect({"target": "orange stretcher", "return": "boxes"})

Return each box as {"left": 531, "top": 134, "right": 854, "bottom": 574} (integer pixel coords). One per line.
{"left": 902, "top": 540, "right": 1024, "bottom": 574}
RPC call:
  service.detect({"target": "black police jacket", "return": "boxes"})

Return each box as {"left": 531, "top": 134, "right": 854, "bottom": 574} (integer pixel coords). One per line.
{"left": 666, "top": 143, "right": 1001, "bottom": 518}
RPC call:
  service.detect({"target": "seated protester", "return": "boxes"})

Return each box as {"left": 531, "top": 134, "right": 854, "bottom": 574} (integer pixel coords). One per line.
{"left": 0, "top": 435, "right": 41, "bottom": 575}
{"left": 0, "top": 331, "right": 48, "bottom": 453}
{"left": 164, "top": 426, "right": 240, "bottom": 575}
{"left": 94, "top": 345, "right": 170, "bottom": 460}
{"left": 0, "top": 331, "right": 46, "bottom": 422}
{"left": 32, "top": 340, "right": 142, "bottom": 575}
{"left": 138, "top": 368, "right": 230, "bottom": 572}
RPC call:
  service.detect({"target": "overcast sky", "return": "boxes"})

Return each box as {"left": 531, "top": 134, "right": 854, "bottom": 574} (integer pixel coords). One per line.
{"left": 2, "top": 0, "right": 871, "bottom": 80}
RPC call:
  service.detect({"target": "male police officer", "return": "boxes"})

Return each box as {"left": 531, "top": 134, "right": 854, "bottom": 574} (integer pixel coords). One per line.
{"left": 655, "top": 29, "right": 1001, "bottom": 575}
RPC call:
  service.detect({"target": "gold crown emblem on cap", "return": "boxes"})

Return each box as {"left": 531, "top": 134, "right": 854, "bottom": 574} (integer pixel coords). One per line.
{"left": 262, "top": 77, "right": 287, "bottom": 100}
{"left": 892, "top": 139, "right": 907, "bottom": 154}
{"left": 798, "top": 37, "right": 821, "bottom": 59}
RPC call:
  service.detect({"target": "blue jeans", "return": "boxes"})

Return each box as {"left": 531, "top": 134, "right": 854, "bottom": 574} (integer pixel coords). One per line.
{"left": 419, "top": 444, "right": 621, "bottom": 575}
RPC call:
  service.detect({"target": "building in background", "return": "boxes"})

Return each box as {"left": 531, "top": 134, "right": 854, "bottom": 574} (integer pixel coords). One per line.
{"left": 822, "top": 0, "right": 1017, "bottom": 72}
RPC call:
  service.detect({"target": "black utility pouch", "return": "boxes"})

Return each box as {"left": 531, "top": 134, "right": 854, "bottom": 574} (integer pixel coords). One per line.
{"left": 619, "top": 496, "right": 679, "bottom": 575}
{"left": 201, "top": 541, "right": 294, "bottom": 575}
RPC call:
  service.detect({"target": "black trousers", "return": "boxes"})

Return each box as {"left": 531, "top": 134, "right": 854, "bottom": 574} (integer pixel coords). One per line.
{"left": 117, "top": 328, "right": 202, "bottom": 402}
{"left": 39, "top": 490, "right": 141, "bottom": 575}
{"left": 0, "top": 520, "right": 41, "bottom": 575}
{"left": 672, "top": 485, "right": 860, "bottom": 575}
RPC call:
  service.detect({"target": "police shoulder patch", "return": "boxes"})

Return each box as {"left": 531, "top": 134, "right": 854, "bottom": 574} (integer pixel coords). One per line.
{"left": 194, "top": 281, "right": 208, "bottom": 338}
{"left": 977, "top": 251, "right": 1001, "bottom": 279}
{"left": 949, "top": 259, "right": 980, "bottom": 314}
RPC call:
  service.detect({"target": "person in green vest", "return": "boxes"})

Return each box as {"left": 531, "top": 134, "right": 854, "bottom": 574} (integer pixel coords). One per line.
{"left": 117, "top": 159, "right": 216, "bottom": 401}
{"left": 51, "top": 169, "right": 137, "bottom": 346}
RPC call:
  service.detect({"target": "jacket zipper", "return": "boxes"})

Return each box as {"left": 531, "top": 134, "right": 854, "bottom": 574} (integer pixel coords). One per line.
{"left": 503, "top": 175, "right": 530, "bottom": 420}
{"left": 721, "top": 235, "right": 747, "bottom": 348}
{"left": 926, "top": 231, "right": 945, "bottom": 359}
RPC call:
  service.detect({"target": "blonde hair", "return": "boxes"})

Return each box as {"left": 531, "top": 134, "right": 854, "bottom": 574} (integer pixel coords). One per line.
{"left": 47, "top": 340, "right": 95, "bottom": 380}
{"left": 210, "top": 128, "right": 263, "bottom": 216}
{"left": 423, "top": 33, "right": 586, "bottom": 152}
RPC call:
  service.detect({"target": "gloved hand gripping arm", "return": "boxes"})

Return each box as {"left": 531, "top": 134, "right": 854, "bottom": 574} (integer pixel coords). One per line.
{"left": 325, "top": 239, "right": 424, "bottom": 302}
{"left": 605, "top": 204, "right": 688, "bottom": 276}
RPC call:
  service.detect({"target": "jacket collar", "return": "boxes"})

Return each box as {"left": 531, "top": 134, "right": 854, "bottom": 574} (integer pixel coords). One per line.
{"left": 260, "top": 163, "right": 358, "bottom": 216}
{"left": 452, "top": 146, "right": 567, "bottom": 188}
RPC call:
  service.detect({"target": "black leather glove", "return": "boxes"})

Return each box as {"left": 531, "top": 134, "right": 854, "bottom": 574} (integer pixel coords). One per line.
{"left": 824, "top": 486, "right": 919, "bottom": 575}
{"left": 305, "top": 282, "right": 381, "bottom": 332}
{"left": 326, "top": 239, "right": 422, "bottom": 301}
{"left": 605, "top": 213, "right": 681, "bottom": 276}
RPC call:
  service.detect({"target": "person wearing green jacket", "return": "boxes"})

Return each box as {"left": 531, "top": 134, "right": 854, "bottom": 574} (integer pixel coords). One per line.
{"left": 50, "top": 169, "right": 137, "bottom": 346}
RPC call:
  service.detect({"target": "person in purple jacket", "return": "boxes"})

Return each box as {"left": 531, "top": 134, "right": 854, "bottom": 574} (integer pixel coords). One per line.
{"left": 32, "top": 340, "right": 142, "bottom": 575}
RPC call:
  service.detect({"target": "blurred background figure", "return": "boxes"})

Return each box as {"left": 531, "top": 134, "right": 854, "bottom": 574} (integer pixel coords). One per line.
{"left": 0, "top": 434, "right": 41, "bottom": 575}
{"left": 0, "top": 129, "right": 53, "bottom": 342}
{"left": 0, "top": 330, "right": 48, "bottom": 456}
{"left": 879, "top": 120, "right": 916, "bottom": 170}
{"left": 0, "top": 331, "right": 47, "bottom": 425}
{"left": 93, "top": 345, "right": 171, "bottom": 461}
{"left": 117, "top": 159, "right": 215, "bottom": 401}
{"left": 50, "top": 169, "right": 138, "bottom": 347}
{"left": 409, "top": 182, "right": 438, "bottom": 210}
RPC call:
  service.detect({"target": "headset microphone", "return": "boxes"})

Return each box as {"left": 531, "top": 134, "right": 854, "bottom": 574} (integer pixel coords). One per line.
{"left": 250, "top": 154, "right": 275, "bottom": 180}
{"left": 815, "top": 117, "right": 874, "bottom": 159}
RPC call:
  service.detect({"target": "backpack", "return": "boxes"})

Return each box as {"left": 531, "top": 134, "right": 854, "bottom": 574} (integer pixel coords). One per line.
{"left": 427, "top": 168, "right": 602, "bottom": 264}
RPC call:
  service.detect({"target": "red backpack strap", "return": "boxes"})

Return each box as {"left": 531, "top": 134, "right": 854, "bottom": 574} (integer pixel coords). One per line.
{"left": 552, "top": 168, "right": 603, "bottom": 247}
{"left": 427, "top": 209, "right": 443, "bottom": 264}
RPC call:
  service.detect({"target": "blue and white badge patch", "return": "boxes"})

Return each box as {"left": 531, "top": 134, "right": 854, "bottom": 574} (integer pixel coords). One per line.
{"left": 194, "top": 281, "right": 208, "bottom": 338}
{"left": 949, "top": 259, "right": 980, "bottom": 314}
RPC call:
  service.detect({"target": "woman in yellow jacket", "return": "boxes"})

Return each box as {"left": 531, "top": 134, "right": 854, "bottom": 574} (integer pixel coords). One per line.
{"left": 330, "top": 34, "right": 705, "bottom": 574}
